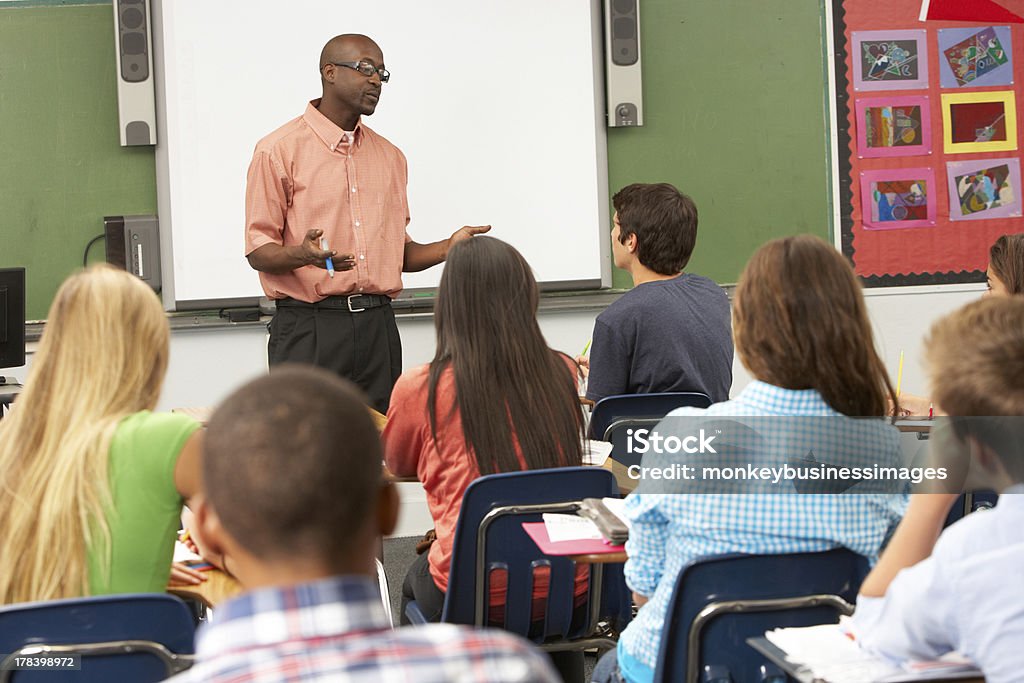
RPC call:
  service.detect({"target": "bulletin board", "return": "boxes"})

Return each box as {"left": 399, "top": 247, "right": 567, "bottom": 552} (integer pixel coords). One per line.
{"left": 832, "top": 0, "right": 1024, "bottom": 286}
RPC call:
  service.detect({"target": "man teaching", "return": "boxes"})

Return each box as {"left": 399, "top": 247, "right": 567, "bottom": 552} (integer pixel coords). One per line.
{"left": 245, "top": 34, "right": 488, "bottom": 412}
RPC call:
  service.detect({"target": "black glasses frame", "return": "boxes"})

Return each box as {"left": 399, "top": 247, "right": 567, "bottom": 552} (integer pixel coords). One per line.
{"left": 331, "top": 61, "right": 390, "bottom": 83}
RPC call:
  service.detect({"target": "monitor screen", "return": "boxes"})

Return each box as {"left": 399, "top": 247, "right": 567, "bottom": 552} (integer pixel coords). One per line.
{"left": 0, "top": 268, "right": 26, "bottom": 371}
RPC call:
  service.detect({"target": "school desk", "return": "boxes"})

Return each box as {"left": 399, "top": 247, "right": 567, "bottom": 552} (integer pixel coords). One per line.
{"left": 522, "top": 522, "right": 628, "bottom": 565}
{"left": 168, "top": 568, "right": 241, "bottom": 609}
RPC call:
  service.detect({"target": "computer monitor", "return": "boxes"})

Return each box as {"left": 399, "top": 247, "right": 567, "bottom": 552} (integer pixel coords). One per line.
{"left": 0, "top": 268, "right": 26, "bottom": 372}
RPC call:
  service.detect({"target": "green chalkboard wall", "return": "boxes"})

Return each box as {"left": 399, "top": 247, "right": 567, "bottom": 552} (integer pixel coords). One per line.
{"left": 0, "top": 0, "right": 831, "bottom": 319}
{"left": 0, "top": 2, "right": 157, "bottom": 319}
{"left": 607, "top": 0, "right": 832, "bottom": 289}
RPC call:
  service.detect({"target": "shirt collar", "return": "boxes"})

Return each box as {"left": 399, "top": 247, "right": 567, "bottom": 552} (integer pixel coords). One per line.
{"left": 195, "top": 575, "right": 390, "bottom": 659}
{"left": 736, "top": 380, "right": 842, "bottom": 416}
{"left": 304, "top": 100, "right": 364, "bottom": 151}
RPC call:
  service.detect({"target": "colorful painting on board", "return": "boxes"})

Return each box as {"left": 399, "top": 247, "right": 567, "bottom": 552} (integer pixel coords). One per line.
{"left": 951, "top": 100, "right": 1007, "bottom": 142}
{"left": 860, "top": 168, "right": 936, "bottom": 230}
{"left": 855, "top": 96, "right": 931, "bottom": 157}
{"left": 852, "top": 30, "right": 929, "bottom": 91}
{"left": 938, "top": 26, "right": 1014, "bottom": 89}
{"left": 941, "top": 91, "right": 1018, "bottom": 153}
{"left": 946, "top": 158, "right": 1022, "bottom": 221}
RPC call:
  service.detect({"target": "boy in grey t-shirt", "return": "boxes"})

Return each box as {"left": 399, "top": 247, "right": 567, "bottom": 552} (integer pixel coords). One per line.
{"left": 582, "top": 183, "right": 733, "bottom": 403}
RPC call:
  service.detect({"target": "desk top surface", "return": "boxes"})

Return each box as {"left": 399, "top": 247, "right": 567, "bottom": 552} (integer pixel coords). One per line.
{"left": 522, "top": 522, "right": 628, "bottom": 564}
{"left": 169, "top": 569, "right": 242, "bottom": 608}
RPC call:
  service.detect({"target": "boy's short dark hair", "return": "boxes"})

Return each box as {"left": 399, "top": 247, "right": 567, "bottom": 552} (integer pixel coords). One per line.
{"left": 203, "top": 365, "right": 382, "bottom": 563}
{"left": 613, "top": 183, "right": 699, "bottom": 275}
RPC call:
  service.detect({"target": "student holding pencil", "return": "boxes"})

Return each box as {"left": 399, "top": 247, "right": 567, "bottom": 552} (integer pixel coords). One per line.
{"left": 854, "top": 297, "right": 1024, "bottom": 682}
{"left": 897, "top": 232, "right": 1024, "bottom": 417}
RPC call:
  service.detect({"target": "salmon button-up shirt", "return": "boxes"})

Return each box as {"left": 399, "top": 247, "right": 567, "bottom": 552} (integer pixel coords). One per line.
{"left": 245, "top": 100, "right": 411, "bottom": 302}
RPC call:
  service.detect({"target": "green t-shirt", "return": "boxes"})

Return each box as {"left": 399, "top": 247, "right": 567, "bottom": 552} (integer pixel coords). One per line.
{"left": 86, "top": 410, "right": 201, "bottom": 595}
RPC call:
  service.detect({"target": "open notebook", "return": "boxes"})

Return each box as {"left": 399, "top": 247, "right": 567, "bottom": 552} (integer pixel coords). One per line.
{"left": 756, "top": 621, "right": 981, "bottom": 683}
{"left": 542, "top": 497, "right": 630, "bottom": 544}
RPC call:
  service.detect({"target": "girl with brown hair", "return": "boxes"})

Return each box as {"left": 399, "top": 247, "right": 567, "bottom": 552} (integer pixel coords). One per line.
{"left": 594, "top": 235, "right": 907, "bottom": 683}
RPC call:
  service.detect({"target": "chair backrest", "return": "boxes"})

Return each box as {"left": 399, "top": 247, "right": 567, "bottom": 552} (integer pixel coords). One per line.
{"left": 589, "top": 392, "right": 712, "bottom": 440}
{"left": 0, "top": 593, "right": 195, "bottom": 682}
{"left": 944, "top": 490, "right": 1000, "bottom": 527}
{"left": 604, "top": 417, "right": 662, "bottom": 468}
{"left": 443, "top": 467, "right": 631, "bottom": 642}
{"left": 654, "top": 549, "right": 870, "bottom": 683}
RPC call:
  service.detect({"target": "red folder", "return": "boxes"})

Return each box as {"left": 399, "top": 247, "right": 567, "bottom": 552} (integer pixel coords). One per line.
{"left": 522, "top": 522, "right": 626, "bottom": 556}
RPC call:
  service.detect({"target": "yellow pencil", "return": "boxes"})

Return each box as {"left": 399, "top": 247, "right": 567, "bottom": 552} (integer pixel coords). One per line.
{"left": 896, "top": 350, "right": 904, "bottom": 398}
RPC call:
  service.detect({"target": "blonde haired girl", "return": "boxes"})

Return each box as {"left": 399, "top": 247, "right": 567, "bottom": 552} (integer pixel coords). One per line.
{"left": 0, "top": 265, "right": 202, "bottom": 604}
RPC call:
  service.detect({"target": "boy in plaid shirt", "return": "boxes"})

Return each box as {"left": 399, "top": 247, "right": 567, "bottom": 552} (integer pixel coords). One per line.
{"left": 171, "top": 366, "right": 557, "bottom": 683}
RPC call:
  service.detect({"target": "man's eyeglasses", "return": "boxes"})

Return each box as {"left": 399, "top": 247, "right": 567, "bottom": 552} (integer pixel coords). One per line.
{"left": 331, "top": 61, "right": 390, "bottom": 83}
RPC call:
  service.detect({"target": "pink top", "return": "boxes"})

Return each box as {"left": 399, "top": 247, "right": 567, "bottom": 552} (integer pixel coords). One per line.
{"left": 245, "top": 101, "right": 411, "bottom": 302}
{"left": 383, "top": 363, "right": 586, "bottom": 601}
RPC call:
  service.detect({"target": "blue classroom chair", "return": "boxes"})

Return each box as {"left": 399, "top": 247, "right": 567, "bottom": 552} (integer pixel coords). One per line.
{"left": 0, "top": 593, "right": 195, "bottom": 682}
{"left": 589, "top": 392, "right": 712, "bottom": 441}
{"left": 653, "top": 549, "right": 869, "bottom": 683}
{"left": 944, "top": 490, "right": 999, "bottom": 528}
{"left": 405, "top": 467, "right": 631, "bottom": 653}
{"left": 604, "top": 417, "right": 662, "bottom": 468}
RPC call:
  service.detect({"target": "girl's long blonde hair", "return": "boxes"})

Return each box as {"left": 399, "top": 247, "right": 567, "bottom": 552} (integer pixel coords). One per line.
{"left": 0, "top": 266, "right": 169, "bottom": 604}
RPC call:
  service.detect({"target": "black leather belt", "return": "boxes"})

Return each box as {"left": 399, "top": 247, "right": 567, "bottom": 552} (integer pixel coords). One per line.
{"left": 276, "top": 294, "right": 391, "bottom": 313}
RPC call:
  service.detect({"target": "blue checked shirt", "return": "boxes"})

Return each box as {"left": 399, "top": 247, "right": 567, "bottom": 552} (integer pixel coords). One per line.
{"left": 168, "top": 575, "right": 559, "bottom": 683}
{"left": 618, "top": 381, "right": 908, "bottom": 676}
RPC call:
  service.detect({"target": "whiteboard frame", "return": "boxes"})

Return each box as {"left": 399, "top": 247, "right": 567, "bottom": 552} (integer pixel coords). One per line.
{"left": 151, "top": 0, "right": 612, "bottom": 311}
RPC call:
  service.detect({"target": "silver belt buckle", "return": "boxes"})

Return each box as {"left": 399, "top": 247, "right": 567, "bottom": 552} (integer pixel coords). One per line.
{"left": 347, "top": 294, "right": 366, "bottom": 313}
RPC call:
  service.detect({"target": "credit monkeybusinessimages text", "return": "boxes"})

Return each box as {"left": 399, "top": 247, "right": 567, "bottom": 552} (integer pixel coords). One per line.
{"left": 623, "top": 428, "right": 948, "bottom": 485}
{"left": 625, "top": 462, "right": 947, "bottom": 484}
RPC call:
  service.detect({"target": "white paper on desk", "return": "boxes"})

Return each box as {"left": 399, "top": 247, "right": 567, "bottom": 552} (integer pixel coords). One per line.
{"left": 172, "top": 541, "right": 202, "bottom": 563}
{"left": 583, "top": 440, "right": 613, "bottom": 467}
{"left": 542, "top": 513, "right": 603, "bottom": 543}
{"left": 764, "top": 621, "right": 981, "bottom": 683}
{"left": 766, "top": 623, "right": 900, "bottom": 682}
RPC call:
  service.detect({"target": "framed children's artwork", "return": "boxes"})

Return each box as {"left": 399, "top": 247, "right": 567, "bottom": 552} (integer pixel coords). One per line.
{"left": 834, "top": 0, "right": 1024, "bottom": 286}
{"left": 859, "top": 168, "right": 937, "bottom": 229}
{"left": 946, "top": 158, "right": 1022, "bottom": 221}
{"left": 852, "top": 30, "right": 929, "bottom": 91}
{"left": 941, "top": 90, "right": 1018, "bottom": 153}
{"left": 938, "top": 26, "right": 1014, "bottom": 89}
{"left": 854, "top": 96, "right": 932, "bottom": 157}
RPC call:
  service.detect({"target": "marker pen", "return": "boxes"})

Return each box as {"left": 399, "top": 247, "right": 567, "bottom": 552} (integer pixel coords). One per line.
{"left": 320, "top": 237, "right": 335, "bottom": 278}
